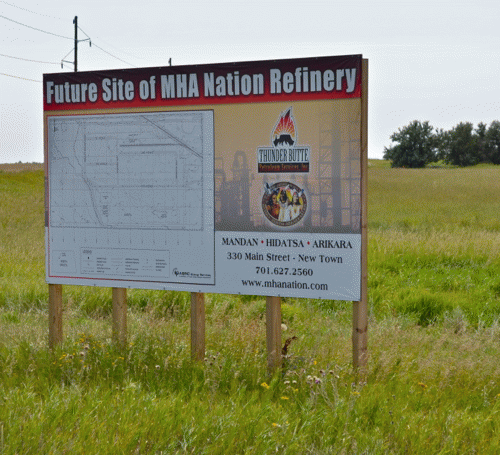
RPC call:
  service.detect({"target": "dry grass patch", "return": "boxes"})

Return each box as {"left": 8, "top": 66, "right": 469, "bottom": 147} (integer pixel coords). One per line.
{"left": 0, "top": 163, "right": 43, "bottom": 173}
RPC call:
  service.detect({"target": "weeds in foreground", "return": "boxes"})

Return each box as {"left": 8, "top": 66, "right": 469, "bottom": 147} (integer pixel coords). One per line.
{"left": 2, "top": 311, "right": 500, "bottom": 454}
{"left": 2, "top": 166, "right": 500, "bottom": 453}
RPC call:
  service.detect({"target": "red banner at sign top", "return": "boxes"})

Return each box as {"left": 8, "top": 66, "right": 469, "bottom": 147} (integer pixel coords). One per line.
{"left": 44, "top": 55, "right": 362, "bottom": 111}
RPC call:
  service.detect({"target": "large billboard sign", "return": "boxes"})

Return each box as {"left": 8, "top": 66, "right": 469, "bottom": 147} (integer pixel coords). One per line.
{"left": 44, "top": 55, "right": 365, "bottom": 300}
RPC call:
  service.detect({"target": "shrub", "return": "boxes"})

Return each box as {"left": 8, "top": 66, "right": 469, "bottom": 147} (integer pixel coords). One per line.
{"left": 484, "top": 120, "right": 500, "bottom": 164}
{"left": 440, "top": 122, "right": 479, "bottom": 166}
{"left": 383, "top": 120, "right": 437, "bottom": 168}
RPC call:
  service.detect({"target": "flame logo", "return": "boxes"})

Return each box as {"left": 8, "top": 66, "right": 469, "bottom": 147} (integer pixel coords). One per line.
{"left": 272, "top": 108, "right": 296, "bottom": 147}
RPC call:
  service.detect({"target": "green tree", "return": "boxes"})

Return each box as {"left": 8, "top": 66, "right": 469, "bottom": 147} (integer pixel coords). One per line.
{"left": 475, "top": 122, "right": 488, "bottom": 162}
{"left": 441, "top": 122, "right": 479, "bottom": 166}
{"left": 484, "top": 120, "right": 500, "bottom": 164}
{"left": 383, "top": 120, "right": 437, "bottom": 168}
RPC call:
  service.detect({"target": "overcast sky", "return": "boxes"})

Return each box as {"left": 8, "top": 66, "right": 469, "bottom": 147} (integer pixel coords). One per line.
{"left": 1, "top": 0, "right": 499, "bottom": 163}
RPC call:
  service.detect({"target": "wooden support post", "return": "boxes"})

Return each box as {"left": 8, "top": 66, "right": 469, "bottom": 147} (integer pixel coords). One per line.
{"left": 48, "top": 283, "right": 63, "bottom": 349}
{"left": 266, "top": 296, "right": 282, "bottom": 373}
{"left": 112, "top": 287, "right": 127, "bottom": 348}
{"left": 353, "top": 299, "right": 368, "bottom": 369}
{"left": 191, "top": 292, "right": 205, "bottom": 361}
{"left": 353, "top": 58, "right": 369, "bottom": 370}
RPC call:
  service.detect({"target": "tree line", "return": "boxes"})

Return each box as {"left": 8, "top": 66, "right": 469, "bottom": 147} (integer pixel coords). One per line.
{"left": 383, "top": 120, "right": 500, "bottom": 167}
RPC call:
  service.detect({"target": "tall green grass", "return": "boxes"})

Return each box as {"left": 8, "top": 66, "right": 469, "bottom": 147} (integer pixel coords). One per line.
{"left": 368, "top": 164, "right": 500, "bottom": 231}
{"left": 1, "top": 163, "right": 500, "bottom": 453}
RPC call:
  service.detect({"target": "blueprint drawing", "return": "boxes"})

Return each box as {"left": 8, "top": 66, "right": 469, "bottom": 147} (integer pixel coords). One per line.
{"left": 46, "top": 110, "right": 215, "bottom": 287}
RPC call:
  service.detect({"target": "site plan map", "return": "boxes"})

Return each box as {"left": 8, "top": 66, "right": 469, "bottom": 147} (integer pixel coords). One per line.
{"left": 46, "top": 110, "right": 215, "bottom": 288}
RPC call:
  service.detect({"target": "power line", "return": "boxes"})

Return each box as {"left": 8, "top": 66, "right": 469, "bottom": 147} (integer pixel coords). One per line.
{"left": 59, "top": 18, "right": 136, "bottom": 70}
{"left": 0, "top": 52, "right": 59, "bottom": 65}
{"left": 91, "top": 43, "right": 137, "bottom": 68}
{"left": 0, "top": 14, "right": 73, "bottom": 40}
{"left": 0, "top": 1, "right": 64, "bottom": 20}
{"left": 0, "top": 72, "right": 41, "bottom": 82}
{"left": 77, "top": 26, "right": 91, "bottom": 41}
{"left": 88, "top": 34, "right": 146, "bottom": 62}
{"left": 1, "top": 13, "right": 138, "bottom": 72}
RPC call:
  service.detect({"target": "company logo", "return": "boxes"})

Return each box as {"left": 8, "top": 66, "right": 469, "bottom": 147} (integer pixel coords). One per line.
{"left": 257, "top": 108, "right": 311, "bottom": 173}
{"left": 173, "top": 268, "right": 190, "bottom": 277}
{"left": 173, "top": 268, "right": 211, "bottom": 279}
{"left": 272, "top": 108, "right": 296, "bottom": 147}
{"left": 262, "top": 181, "right": 307, "bottom": 227}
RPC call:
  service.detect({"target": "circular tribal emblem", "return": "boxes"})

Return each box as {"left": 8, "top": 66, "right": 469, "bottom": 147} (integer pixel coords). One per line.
{"left": 262, "top": 181, "right": 307, "bottom": 227}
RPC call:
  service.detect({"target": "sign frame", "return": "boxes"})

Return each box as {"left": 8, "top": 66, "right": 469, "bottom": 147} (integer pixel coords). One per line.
{"left": 44, "top": 55, "right": 368, "bottom": 370}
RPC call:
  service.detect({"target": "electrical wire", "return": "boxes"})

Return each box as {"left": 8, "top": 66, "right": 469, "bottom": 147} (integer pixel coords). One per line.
{"left": 91, "top": 43, "right": 137, "bottom": 67}
{"left": 0, "top": 13, "right": 137, "bottom": 73}
{"left": 77, "top": 26, "right": 91, "bottom": 40}
{"left": 0, "top": 1, "right": 65, "bottom": 20}
{"left": 0, "top": 52, "right": 59, "bottom": 65}
{"left": 0, "top": 72, "right": 41, "bottom": 82}
{"left": 87, "top": 34, "right": 147, "bottom": 62}
{"left": 74, "top": 25, "right": 137, "bottom": 67}
{"left": 0, "top": 14, "right": 73, "bottom": 40}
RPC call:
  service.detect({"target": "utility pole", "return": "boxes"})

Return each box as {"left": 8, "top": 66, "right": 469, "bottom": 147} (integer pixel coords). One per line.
{"left": 73, "top": 16, "right": 78, "bottom": 72}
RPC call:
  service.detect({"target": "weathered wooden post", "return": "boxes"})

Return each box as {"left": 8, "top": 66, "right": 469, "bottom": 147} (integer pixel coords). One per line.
{"left": 48, "top": 283, "right": 63, "bottom": 348}
{"left": 353, "top": 58, "right": 369, "bottom": 370}
{"left": 191, "top": 292, "right": 205, "bottom": 361}
{"left": 266, "top": 295, "right": 282, "bottom": 373}
{"left": 112, "top": 287, "right": 127, "bottom": 348}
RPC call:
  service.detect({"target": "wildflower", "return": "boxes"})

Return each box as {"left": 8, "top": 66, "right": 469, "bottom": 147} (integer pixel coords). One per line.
{"left": 272, "top": 423, "right": 279, "bottom": 427}
{"left": 284, "top": 380, "right": 290, "bottom": 385}
{"left": 280, "top": 396, "right": 289, "bottom": 400}
{"left": 418, "top": 382, "right": 427, "bottom": 390}
{"left": 155, "top": 365, "right": 160, "bottom": 370}
{"left": 313, "top": 360, "right": 317, "bottom": 365}
{"left": 261, "top": 382, "right": 270, "bottom": 390}
{"left": 314, "top": 376, "right": 322, "bottom": 384}
{"left": 352, "top": 391, "right": 360, "bottom": 396}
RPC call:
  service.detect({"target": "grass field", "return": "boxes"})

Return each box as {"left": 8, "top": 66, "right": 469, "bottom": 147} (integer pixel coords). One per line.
{"left": 1, "top": 162, "right": 500, "bottom": 454}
